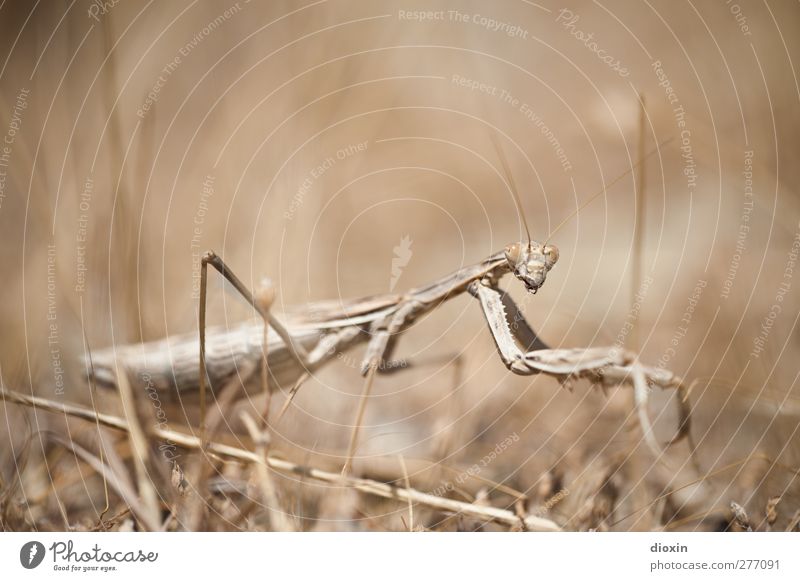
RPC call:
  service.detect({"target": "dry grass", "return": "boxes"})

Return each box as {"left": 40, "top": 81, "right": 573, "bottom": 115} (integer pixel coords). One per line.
{"left": 1, "top": 0, "right": 799, "bottom": 531}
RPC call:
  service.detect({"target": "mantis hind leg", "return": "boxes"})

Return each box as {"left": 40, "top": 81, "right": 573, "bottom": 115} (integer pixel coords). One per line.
{"left": 198, "top": 251, "right": 311, "bottom": 449}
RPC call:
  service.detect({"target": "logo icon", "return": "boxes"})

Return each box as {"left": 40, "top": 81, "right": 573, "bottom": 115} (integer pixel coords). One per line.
{"left": 389, "top": 235, "right": 413, "bottom": 291}
{"left": 20, "top": 541, "right": 46, "bottom": 569}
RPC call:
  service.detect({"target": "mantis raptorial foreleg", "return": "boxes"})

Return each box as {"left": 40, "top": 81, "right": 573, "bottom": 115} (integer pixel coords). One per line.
{"left": 342, "top": 300, "right": 421, "bottom": 475}
{"left": 468, "top": 279, "right": 688, "bottom": 458}
{"left": 468, "top": 280, "right": 529, "bottom": 373}
{"left": 499, "top": 289, "right": 550, "bottom": 351}
{"left": 341, "top": 360, "right": 378, "bottom": 476}
{"left": 274, "top": 325, "right": 363, "bottom": 423}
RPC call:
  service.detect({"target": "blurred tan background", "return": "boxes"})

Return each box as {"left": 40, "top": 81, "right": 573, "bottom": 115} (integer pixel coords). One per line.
{"left": 1, "top": 0, "right": 798, "bottom": 531}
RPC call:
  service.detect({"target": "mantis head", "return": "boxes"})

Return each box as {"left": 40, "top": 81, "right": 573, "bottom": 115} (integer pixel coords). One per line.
{"left": 504, "top": 241, "right": 559, "bottom": 294}
{"left": 488, "top": 134, "right": 558, "bottom": 294}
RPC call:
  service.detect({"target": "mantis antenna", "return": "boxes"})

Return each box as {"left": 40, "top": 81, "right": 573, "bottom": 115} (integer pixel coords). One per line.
{"left": 544, "top": 137, "right": 674, "bottom": 245}
{"left": 490, "top": 131, "right": 532, "bottom": 248}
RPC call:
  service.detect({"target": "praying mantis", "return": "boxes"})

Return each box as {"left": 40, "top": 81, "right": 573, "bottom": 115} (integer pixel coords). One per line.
{"left": 90, "top": 140, "right": 690, "bottom": 474}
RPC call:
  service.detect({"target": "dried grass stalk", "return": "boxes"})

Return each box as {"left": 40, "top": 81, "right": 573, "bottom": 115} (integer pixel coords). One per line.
{"left": 0, "top": 387, "right": 561, "bottom": 532}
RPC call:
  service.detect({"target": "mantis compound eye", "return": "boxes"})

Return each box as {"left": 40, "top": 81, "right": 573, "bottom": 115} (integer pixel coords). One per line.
{"left": 504, "top": 242, "right": 521, "bottom": 266}
{"left": 543, "top": 244, "right": 559, "bottom": 269}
